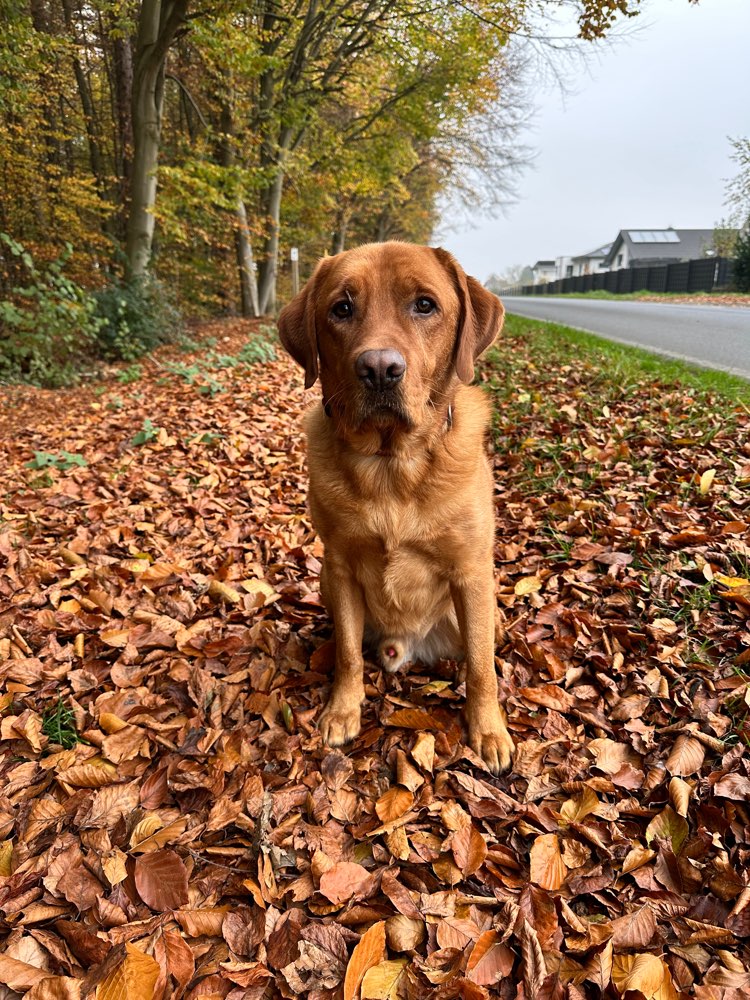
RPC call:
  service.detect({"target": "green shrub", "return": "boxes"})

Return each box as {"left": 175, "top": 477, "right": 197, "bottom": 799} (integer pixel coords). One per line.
{"left": 93, "top": 275, "right": 182, "bottom": 361}
{"left": 733, "top": 225, "right": 750, "bottom": 292}
{"left": 0, "top": 234, "right": 103, "bottom": 386}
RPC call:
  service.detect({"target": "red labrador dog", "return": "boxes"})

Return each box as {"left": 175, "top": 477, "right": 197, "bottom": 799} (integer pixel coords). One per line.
{"left": 278, "top": 241, "right": 512, "bottom": 772}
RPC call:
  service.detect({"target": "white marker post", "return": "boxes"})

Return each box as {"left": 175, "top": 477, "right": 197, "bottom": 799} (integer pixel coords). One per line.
{"left": 291, "top": 247, "right": 300, "bottom": 296}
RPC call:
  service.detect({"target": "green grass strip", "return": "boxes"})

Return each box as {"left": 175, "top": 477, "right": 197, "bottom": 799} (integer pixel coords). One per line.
{"left": 498, "top": 312, "right": 750, "bottom": 402}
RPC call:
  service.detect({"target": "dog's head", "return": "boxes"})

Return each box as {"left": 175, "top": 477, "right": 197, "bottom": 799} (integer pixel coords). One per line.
{"left": 278, "top": 242, "right": 504, "bottom": 434}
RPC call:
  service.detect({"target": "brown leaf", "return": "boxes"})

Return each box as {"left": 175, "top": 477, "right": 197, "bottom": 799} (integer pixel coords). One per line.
{"left": 669, "top": 776, "right": 692, "bottom": 817}
{"left": 385, "top": 915, "right": 425, "bottom": 952}
{"left": 0, "top": 954, "right": 52, "bottom": 992}
{"left": 319, "top": 861, "right": 376, "bottom": 905}
{"left": 518, "top": 884, "right": 559, "bottom": 950}
{"left": 611, "top": 904, "right": 657, "bottom": 949}
{"left": 25, "top": 978, "right": 81, "bottom": 1000}
{"left": 343, "top": 921, "right": 386, "bottom": 1000}
{"left": 134, "top": 849, "right": 189, "bottom": 911}
{"left": 451, "top": 823, "right": 488, "bottom": 876}
{"left": 516, "top": 918, "right": 547, "bottom": 997}
{"left": 157, "top": 930, "right": 194, "bottom": 991}
{"left": 666, "top": 734, "right": 705, "bottom": 776}
{"left": 466, "top": 930, "right": 515, "bottom": 986}
{"left": 714, "top": 773, "right": 750, "bottom": 800}
{"left": 386, "top": 709, "right": 444, "bottom": 731}
{"left": 518, "top": 684, "right": 573, "bottom": 712}
{"left": 529, "top": 834, "right": 566, "bottom": 890}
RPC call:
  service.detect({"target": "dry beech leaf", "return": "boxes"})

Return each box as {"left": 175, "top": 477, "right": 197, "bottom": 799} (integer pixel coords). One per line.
{"left": 529, "top": 833, "right": 567, "bottom": 890}
{"left": 611, "top": 904, "right": 657, "bottom": 949}
{"left": 319, "top": 861, "right": 375, "bottom": 905}
{"left": 361, "top": 959, "right": 408, "bottom": 999}
{"left": 386, "top": 709, "right": 444, "bottom": 731}
{"left": 519, "top": 684, "right": 573, "bottom": 712}
{"left": 666, "top": 734, "right": 705, "bottom": 776}
{"left": 134, "top": 849, "right": 189, "bottom": 911}
{"left": 96, "top": 943, "right": 160, "bottom": 1000}
{"left": 375, "top": 786, "right": 414, "bottom": 824}
{"left": 714, "top": 773, "right": 750, "bottom": 799}
{"left": 669, "top": 776, "right": 692, "bottom": 816}
{"left": 26, "top": 978, "right": 81, "bottom": 1000}
{"left": 612, "top": 952, "right": 678, "bottom": 999}
{"left": 515, "top": 575, "right": 542, "bottom": 596}
{"left": 386, "top": 826, "right": 410, "bottom": 861}
{"left": 466, "top": 930, "right": 515, "bottom": 986}
{"left": 560, "top": 786, "right": 599, "bottom": 824}
{"left": 385, "top": 915, "right": 425, "bottom": 952}
{"left": 0, "top": 954, "right": 53, "bottom": 991}
{"left": 451, "top": 822, "right": 488, "bottom": 876}
{"left": 343, "top": 920, "right": 386, "bottom": 1000}
{"left": 411, "top": 732, "right": 435, "bottom": 771}
{"left": 645, "top": 806, "right": 688, "bottom": 853}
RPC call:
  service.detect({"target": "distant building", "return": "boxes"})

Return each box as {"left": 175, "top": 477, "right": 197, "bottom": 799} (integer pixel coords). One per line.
{"left": 603, "top": 229, "right": 715, "bottom": 270}
{"left": 531, "top": 260, "right": 556, "bottom": 284}
{"left": 571, "top": 243, "right": 612, "bottom": 277}
{"left": 555, "top": 256, "right": 573, "bottom": 281}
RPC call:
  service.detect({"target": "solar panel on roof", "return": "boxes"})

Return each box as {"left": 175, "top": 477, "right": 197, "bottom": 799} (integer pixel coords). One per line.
{"left": 628, "top": 230, "right": 679, "bottom": 243}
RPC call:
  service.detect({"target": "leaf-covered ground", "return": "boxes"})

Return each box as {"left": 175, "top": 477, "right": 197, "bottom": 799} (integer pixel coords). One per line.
{"left": 1, "top": 317, "right": 750, "bottom": 1000}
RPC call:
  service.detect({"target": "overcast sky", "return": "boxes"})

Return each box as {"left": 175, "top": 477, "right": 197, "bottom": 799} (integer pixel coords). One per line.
{"left": 440, "top": 0, "right": 750, "bottom": 281}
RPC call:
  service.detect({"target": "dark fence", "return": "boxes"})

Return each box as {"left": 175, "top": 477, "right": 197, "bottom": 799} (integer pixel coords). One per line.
{"left": 505, "top": 257, "right": 734, "bottom": 297}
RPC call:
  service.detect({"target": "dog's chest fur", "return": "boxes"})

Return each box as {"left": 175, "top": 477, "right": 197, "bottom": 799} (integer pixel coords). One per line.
{"left": 304, "top": 388, "right": 494, "bottom": 608}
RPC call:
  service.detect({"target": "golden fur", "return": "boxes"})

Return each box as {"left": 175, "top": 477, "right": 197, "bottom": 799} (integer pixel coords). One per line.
{"left": 278, "top": 241, "right": 513, "bottom": 772}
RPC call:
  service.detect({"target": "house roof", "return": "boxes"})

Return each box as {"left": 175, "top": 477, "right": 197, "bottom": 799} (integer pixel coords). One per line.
{"left": 572, "top": 243, "right": 612, "bottom": 262}
{"left": 603, "top": 229, "right": 714, "bottom": 267}
{"left": 532, "top": 260, "right": 555, "bottom": 268}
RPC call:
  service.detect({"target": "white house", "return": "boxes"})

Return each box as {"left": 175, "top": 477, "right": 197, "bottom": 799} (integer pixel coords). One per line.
{"left": 603, "top": 229, "right": 716, "bottom": 270}
{"left": 531, "top": 260, "right": 556, "bottom": 284}
{"left": 555, "top": 256, "right": 573, "bottom": 280}
{"left": 571, "top": 243, "right": 612, "bottom": 277}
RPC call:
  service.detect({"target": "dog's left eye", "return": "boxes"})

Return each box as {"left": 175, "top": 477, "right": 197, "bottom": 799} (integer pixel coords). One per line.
{"left": 331, "top": 300, "right": 353, "bottom": 319}
{"left": 414, "top": 297, "right": 436, "bottom": 315}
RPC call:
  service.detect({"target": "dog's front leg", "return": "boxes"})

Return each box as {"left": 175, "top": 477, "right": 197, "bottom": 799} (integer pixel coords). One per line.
{"left": 318, "top": 552, "right": 366, "bottom": 747}
{"left": 451, "top": 570, "right": 514, "bottom": 774}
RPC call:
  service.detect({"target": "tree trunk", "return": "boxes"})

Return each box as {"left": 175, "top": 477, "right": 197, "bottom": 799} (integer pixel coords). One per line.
{"left": 60, "top": 0, "right": 107, "bottom": 215}
{"left": 125, "top": 0, "right": 188, "bottom": 278}
{"left": 256, "top": 129, "right": 291, "bottom": 316}
{"left": 331, "top": 207, "right": 350, "bottom": 255}
{"left": 236, "top": 200, "right": 260, "bottom": 318}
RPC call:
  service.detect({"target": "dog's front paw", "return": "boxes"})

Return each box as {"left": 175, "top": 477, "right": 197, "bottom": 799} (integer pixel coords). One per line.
{"left": 319, "top": 699, "right": 362, "bottom": 747}
{"left": 467, "top": 707, "right": 514, "bottom": 775}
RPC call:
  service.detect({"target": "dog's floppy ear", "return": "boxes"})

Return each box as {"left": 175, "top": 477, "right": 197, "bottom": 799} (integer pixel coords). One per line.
{"left": 433, "top": 248, "right": 505, "bottom": 384}
{"left": 277, "top": 257, "right": 332, "bottom": 389}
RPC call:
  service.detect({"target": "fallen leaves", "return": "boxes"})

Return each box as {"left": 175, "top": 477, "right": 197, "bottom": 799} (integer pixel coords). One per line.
{"left": 1, "top": 318, "right": 750, "bottom": 997}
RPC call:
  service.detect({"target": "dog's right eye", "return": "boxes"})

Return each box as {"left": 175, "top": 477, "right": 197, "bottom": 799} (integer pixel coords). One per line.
{"left": 331, "top": 300, "right": 353, "bottom": 320}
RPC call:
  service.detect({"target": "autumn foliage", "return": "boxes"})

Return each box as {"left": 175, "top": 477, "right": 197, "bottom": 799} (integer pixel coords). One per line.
{"left": 1, "top": 318, "right": 750, "bottom": 998}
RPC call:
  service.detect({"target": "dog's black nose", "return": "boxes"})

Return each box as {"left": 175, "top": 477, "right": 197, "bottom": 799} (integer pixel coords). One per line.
{"left": 355, "top": 349, "right": 406, "bottom": 391}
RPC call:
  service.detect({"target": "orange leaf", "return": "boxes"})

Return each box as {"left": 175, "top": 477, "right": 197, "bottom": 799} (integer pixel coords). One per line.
{"left": 96, "top": 943, "right": 160, "bottom": 1000}
{"left": 344, "top": 921, "right": 386, "bottom": 1000}
{"left": 529, "top": 834, "right": 566, "bottom": 890}
{"left": 452, "top": 823, "right": 488, "bottom": 876}
{"left": 466, "top": 930, "right": 515, "bottom": 986}
{"left": 375, "top": 786, "right": 414, "bottom": 824}
{"left": 319, "top": 861, "right": 376, "bottom": 905}
{"left": 386, "top": 709, "right": 444, "bottom": 731}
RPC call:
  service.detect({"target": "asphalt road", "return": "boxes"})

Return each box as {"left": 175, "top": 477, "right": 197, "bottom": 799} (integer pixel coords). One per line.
{"left": 502, "top": 297, "right": 750, "bottom": 380}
